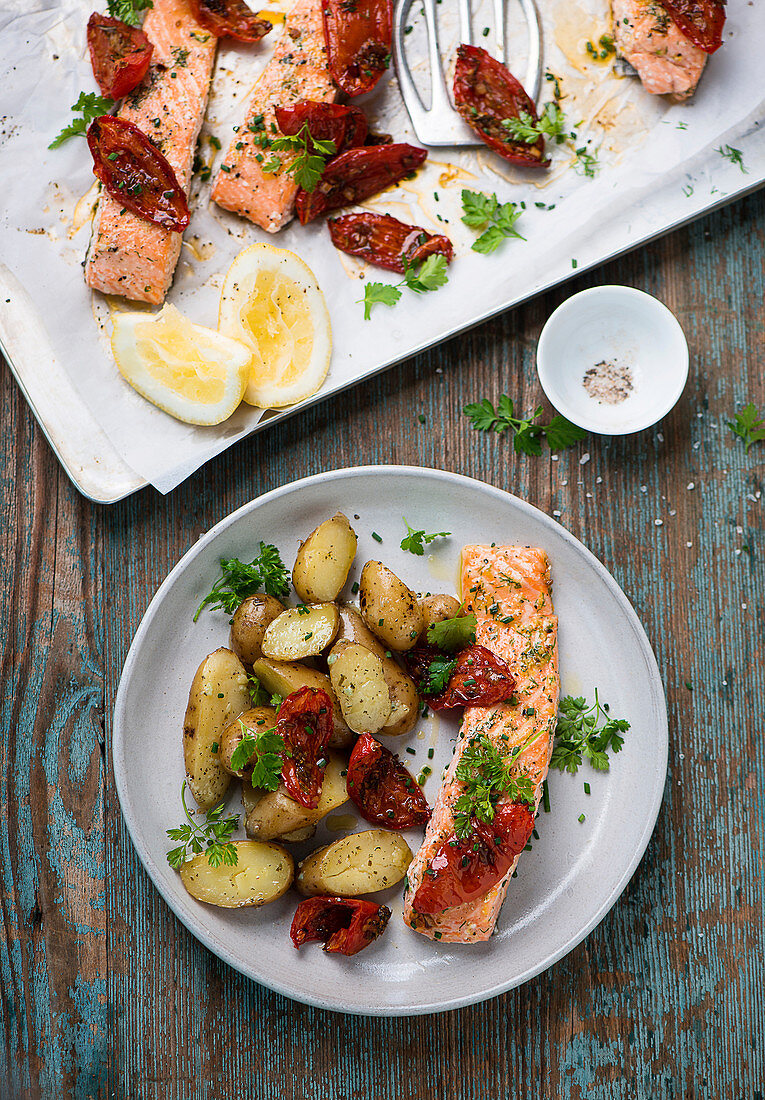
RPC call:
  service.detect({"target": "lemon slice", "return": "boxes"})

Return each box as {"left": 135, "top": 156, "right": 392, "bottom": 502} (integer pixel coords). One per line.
{"left": 111, "top": 303, "right": 252, "bottom": 425}
{"left": 218, "top": 243, "right": 331, "bottom": 409}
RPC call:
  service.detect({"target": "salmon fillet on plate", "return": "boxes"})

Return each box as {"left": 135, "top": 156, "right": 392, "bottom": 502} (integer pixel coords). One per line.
{"left": 611, "top": 0, "right": 707, "bottom": 101}
{"left": 403, "top": 545, "right": 559, "bottom": 944}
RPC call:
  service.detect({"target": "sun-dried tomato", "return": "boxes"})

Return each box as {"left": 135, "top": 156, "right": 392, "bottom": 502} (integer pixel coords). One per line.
{"left": 321, "top": 0, "right": 392, "bottom": 96}
{"left": 276, "top": 687, "right": 333, "bottom": 809}
{"left": 191, "top": 0, "right": 271, "bottom": 42}
{"left": 87, "top": 13, "right": 153, "bottom": 100}
{"left": 275, "top": 101, "right": 368, "bottom": 154}
{"left": 662, "top": 0, "right": 725, "bottom": 52}
{"left": 328, "top": 213, "right": 453, "bottom": 274}
{"left": 405, "top": 644, "right": 516, "bottom": 710}
{"left": 295, "top": 143, "right": 427, "bottom": 224}
{"left": 346, "top": 734, "right": 431, "bottom": 829}
{"left": 290, "top": 897, "right": 391, "bottom": 954}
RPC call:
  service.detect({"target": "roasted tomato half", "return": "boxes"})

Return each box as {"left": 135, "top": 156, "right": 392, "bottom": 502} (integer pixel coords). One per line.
{"left": 346, "top": 733, "right": 431, "bottom": 828}
{"left": 87, "top": 13, "right": 153, "bottom": 100}
{"left": 328, "top": 213, "right": 453, "bottom": 274}
{"left": 453, "top": 44, "right": 548, "bottom": 167}
{"left": 275, "top": 101, "right": 368, "bottom": 153}
{"left": 191, "top": 0, "right": 271, "bottom": 42}
{"left": 405, "top": 644, "right": 516, "bottom": 710}
{"left": 290, "top": 897, "right": 391, "bottom": 955}
{"left": 276, "top": 687, "right": 333, "bottom": 810}
{"left": 662, "top": 0, "right": 726, "bottom": 52}
{"left": 296, "top": 143, "right": 427, "bottom": 224}
{"left": 412, "top": 801, "right": 535, "bottom": 914}
{"left": 321, "top": 0, "right": 393, "bottom": 96}
{"left": 87, "top": 116, "right": 189, "bottom": 232}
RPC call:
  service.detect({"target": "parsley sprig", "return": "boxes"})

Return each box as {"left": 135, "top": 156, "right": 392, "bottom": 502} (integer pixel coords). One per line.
{"left": 361, "top": 254, "right": 449, "bottom": 319}
{"left": 166, "top": 781, "right": 239, "bottom": 869}
{"left": 453, "top": 733, "right": 537, "bottom": 839}
{"left": 49, "top": 92, "right": 115, "bottom": 149}
{"left": 193, "top": 544, "right": 290, "bottom": 621}
{"left": 263, "top": 123, "right": 337, "bottom": 192}
{"left": 230, "top": 719, "right": 285, "bottom": 788}
{"left": 427, "top": 613, "right": 476, "bottom": 652}
{"left": 550, "top": 692, "right": 629, "bottom": 774}
{"left": 463, "top": 395, "right": 586, "bottom": 455}
{"left": 248, "top": 675, "right": 283, "bottom": 709}
{"left": 107, "top": 0, "right": 153, "bottom": 25}
{"left": 728, "top": 402, "right": 765, "bottom": 453}
{"left": 461, "top": 190, "right": 525, "bottom": 254}
{"left": 400, "top": 518, "right": 451, "bottom": 555}
{"left": 420, "top": 653, "right": 458, "bottom": 696}
{"left": 502, "top": 102, "right": 567, "bottom": 145}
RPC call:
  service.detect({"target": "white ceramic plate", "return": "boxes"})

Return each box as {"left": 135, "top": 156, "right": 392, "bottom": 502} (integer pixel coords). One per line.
{"left": 113, "top": 466, "right": 667, "bottom": 1015}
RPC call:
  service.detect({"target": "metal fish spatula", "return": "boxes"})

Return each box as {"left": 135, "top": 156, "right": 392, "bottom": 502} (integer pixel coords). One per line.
{"left": 393, "top": 0, "right": 543, "bottom": 147}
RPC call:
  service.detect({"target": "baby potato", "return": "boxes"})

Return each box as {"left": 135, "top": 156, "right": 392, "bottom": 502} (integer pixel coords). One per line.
{"left": 183, "top": 647, "right": 251, "bottom": 811}
{"left": 359, "top": 561, "right": 424, "bottom": 652}
{"left": 246, "top": 753, "right": 348, "bottom": 840}
{"left": 261, "top": 603, "right": 340, "bottom": 661}
{"left": 230, "top": 594, "right": 284, "bottom": 665}
{"left": 328, "top": 641, "right": 392, "bottom": 735}
{"left": 179, "top": 841, "right": 294, "bottom": 908}
{"left": 336, "top": 607, "right": 419, "bottom": 737}
{"left": 219, "top": 706, "right": 278, "bottom": 777}
{"left": 296, "top": 830, "right": 412, "bottom": 898}
{"left": 292, "top": 512, "right": 358, "bottom": 603}
{"left": 418, "top": 593, "right": 462, "bottom": 639}
{"left": 251, "top": 657, "right": 353, "bottom": 748}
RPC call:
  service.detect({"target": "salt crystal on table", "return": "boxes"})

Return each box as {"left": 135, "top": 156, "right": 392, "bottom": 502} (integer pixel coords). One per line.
{"left": 688, "top": 482, "right": 695, "bottom": 489}
{"left": 579, "top": 453, "right": 590, "bottom": 465}
{"left": 655, "top": 519, "right": 663, "bottom": 526}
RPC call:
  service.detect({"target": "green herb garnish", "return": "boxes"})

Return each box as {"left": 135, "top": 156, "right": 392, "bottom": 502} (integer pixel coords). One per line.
{"left": 427, "top": 613, "right": 476, "bottom": 652}
{"left": 360, "top": 254, "right": 449, "bottom": 319}
{"left": 107, "top": 0, "right": 153, "bottom": 25}
{"left": 49, "top": 92, "right": 115, "bottom": 148}
{"left": 551, "top": 691, "right": 629, "bottom": 774}
{"left": 463, "top": 394, "right": 586, "bottom": 454}
{"left": 453, "top": 733, "right": 536, "bottom": 839}
{"left": 166, "top": 780, "right": 238, "bottom": 869}
{"left": 194, "top": 544, "right": 290, "bottom": 620}
{"left": 264, "top": 123, "right": 337, "bottom": 192}
{"left": 230, "top": 719, "right": 285, "bottom": 788}
{"left": 502, "top": 102, "right": 567, "bottom": 145}
{"left": 716, "top": 145, "right": 747, "bottom": 173}
{"left": 728, "top": 402, "right": 765, "bottom": 453}
{"left": 400, "top": 518, "right": 451, "bottom": 555}
{"left": 460, "top": 190, "right": 525, "bottom": 254}
{"left": 420, "top": 653, "right": 458, "bottom": 696}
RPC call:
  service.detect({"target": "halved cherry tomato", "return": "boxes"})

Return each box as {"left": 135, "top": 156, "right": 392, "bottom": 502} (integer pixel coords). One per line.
{"left": 346, "top": 733, "right": 431, "bottom": 828}
{"left": 87, "top": 116, "right": 189, "bottom": 232}
{"left": 87, "top": 13, "right": 153, "bottom": 100}
{"left": 328, "top": 213, "right": 453, "bottom": 274}
{"left": 276, "top": 687, "right": 333, "bottom": 810}
{"left": 191, "top": 0, "right": 271, "bottom": 42}
{"left": 453, "top": 44, "right": 548, "bottom": 168}
{"left": 290, "top": 897, "right": 391, "bottom": 954}
{"left": 321, "top": 0, "right": 392, "bottom": 97}
{"left": 404, "top": 644, "right": 516, "bottom": 710}
{"left": 662, "top": 0, "right": 725, "bottom": 53}
{"left": 412, "top": 801, "right": 534, "bottom": 914}
{"left": 296, "top": 143, "right": 427, "bottom": 224}
{"left": 275, "top": 101, "right": 368, "bottom": 154}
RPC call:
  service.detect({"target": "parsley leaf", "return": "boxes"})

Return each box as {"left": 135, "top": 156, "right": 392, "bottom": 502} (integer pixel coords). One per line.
{"left": 49, "top": 91, "right": 115, "bottom": 149}
{"left": 166, "top": 780, "right": 239, "bottom": 869}
{"left": 362, "top": 282, "right": 402, "bottom": 320}
{"left": 502, "top": 103, "right": 567, "bottom": 145}
{"left": 461, "top": 190, "right": 524, "bottom": 254}
{"left": 420, "top": 653, "right": 458, "bottom": 696}
{"left": 266, "top": 123, "right": 336, "bottom": 192}
{"left": 453, "top": 733, "right": 535, "bottom": 839}
{"left": 360, "top": 256, "right": 449, "bottom": 319}
{"left": 400, "top": 518, "right": 451, "bottom": 555}
{"left": 728, "top": 402, "right": 765, "bottom": 453}
{"left": 550, "top": 691, "right": 629, "bottom": 775}
{"left": 463, "top": 395, "right": 586, "bottom": 453}
{"left": 717, "top": 145, "right": 747, "bottom": 173}
{"left": 545, "top": 414, "right": 589, "bottom": 451}
{"left": 193, "top": 544, "right": 290, "bottom": 620}
{"left": 107, "top": 0, "right": 153, "bottom": 25}
{"left": 230, "top": 719, "right": 285, "bottom": 789}
{"left": 427, "top": 613, "right": 477, "bottom": 652}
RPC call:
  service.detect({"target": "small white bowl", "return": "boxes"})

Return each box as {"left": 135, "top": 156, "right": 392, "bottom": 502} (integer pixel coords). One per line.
{"left": 536, "top": 286, "right": 689, "bottom": 435}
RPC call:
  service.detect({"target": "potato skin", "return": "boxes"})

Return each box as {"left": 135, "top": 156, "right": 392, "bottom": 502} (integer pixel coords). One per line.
{"left": 358, "top": 561, "right": 424, "bottom": 652}
{"left": 179, "top": 841, "right": 294, "bottom": 908}
{"left": 183, "top": 647, "right": 251, "bottom": 810}
{"left": 245, "top": 753, "right": 349, "bottom": 840}
{"left": 219, "top": 706, "right": 278, "bottom": 777}
{"left": 292, "top": 512, "right": 358, "bottom": 603}
{"left": 296, "top": 830, "right": 412, "bottom": 897}
{"left": 328, "top": 640, "right": 392, "bottom": 735}
{"left": 261, "top": 603, "right": 340, "bottom": 661}
{"left": 336, "top": 607, "right": 419, "bottom": 736}
{"left": 418, "top": 594, "right": 461, "bottom": 639}
{"left": 251, "top": 657, "right": 353, "bottom": 748}
{"left": 230, "top": 595, "right": 284, "bottom": 666}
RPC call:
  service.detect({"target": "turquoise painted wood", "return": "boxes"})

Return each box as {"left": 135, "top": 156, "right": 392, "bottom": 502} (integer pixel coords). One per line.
{"left": 1, "top": 191, "right": 764, "bottom": 1100}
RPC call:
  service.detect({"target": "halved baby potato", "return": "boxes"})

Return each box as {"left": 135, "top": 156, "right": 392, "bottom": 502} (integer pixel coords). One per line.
{"left": 245, "top": 753, "right": 348, "bottom": 840}
{"left": 230, "top": 594, "right": 284, "bottom": 666}
{"left": 328, "top": 640, "right": 392, "bottom": 735}
{"left": 179, "top": 841, "right": 294, "bottom": 908}
{"left": 251, "top": 657, "right": 353, "bottom": 748}
{"left": 292, "top": 512, "right": 358, "bottom": 603}
{"left": 296, "top": 830, "right": 412, "bottom": 898}
{"left": 219, "top": 705, "right": 278, "bottom": 777}
{"left": 335, "top": 606, "right": 419, "bottom": 737}
{"left": 261, "top": 603, "right": 340, "bottom": 661}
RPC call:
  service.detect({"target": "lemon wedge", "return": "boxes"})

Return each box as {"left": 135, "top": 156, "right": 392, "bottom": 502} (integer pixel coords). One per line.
{"left": 111, "top": 303, "right": 252, "bottom": 425}
{"left": 218, "top": 243, "right": 331, "bottom": 408}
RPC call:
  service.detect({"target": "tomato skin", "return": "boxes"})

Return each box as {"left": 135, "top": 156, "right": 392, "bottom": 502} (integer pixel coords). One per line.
{"left": 453, "top": 44, "right": 548, "bottom": 168}
{"left": 412, "top": 801, "right": 534, "bottom": 914}
{"left": 276, "top": 687, "right": 333, "bottom": 810}
{"left": 87, "top": 116, "right": 189, "bottom": 232}
{"left": 190, "top": 0, "right": 271, "bottom": 42}
{"left": 662, "top": 0, "right": 725, "bottom": 52}
{"left": 346, "top": 733, "right": 431, "bottom": 828}
{"left": 290, "top": 897, "right": 391, "bottom": 954}
{"left": 328, "top": 213, "right": 453, "bottom": 274}
{"left": 274, "top": 101, "right": 368, "bottom": 153}
{"left": 405, "top": 644, "right": 516, "bottom": 710}
{"left": 295, "top": 143, "right": 427, "bottom": 224}
{"left": 321, "top": 0, "right": 393, "bottom": 97}
{"left": 87, "top": 14, "right": 153, "bottom": 100}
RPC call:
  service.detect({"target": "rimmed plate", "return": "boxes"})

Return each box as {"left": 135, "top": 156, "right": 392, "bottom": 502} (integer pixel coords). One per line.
{"left": 113, "top": 466, "right": 667, "bottom": 1015}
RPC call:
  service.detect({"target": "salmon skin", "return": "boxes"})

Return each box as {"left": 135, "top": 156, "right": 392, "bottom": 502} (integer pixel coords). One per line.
{"left": 85, "top": 0, "right": 217, "bottom": 304}
{"left": 211, "top": 0, "right": 337, "bottom": 233}
{"left": 403, "top": 546, "right": 559, "bottom": 944}
{"left": 611, "top": 0, "right": 707, "bottom": 101}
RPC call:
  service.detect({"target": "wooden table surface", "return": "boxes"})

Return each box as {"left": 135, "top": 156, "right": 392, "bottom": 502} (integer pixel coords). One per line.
{"left": 2, "top": 191, "right": 763, "bottom": 1100}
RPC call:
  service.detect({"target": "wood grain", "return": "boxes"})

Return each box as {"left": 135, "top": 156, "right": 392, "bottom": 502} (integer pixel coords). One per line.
{"left": 1, "top": 191, "right": 763, "bottom": 1100}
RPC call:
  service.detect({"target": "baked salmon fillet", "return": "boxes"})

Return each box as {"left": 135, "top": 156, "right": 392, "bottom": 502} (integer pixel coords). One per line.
{"left": 403, "top": 546, "right": 559, "bottom": 943}
{"left": 611, "top": 0, "right": 706, "bottom": 101}
{"left": 211, "top": 0, "right": 337, "bottom": 232}
{"left": 85, "top": 0, "right": 217, "bottom": 304}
